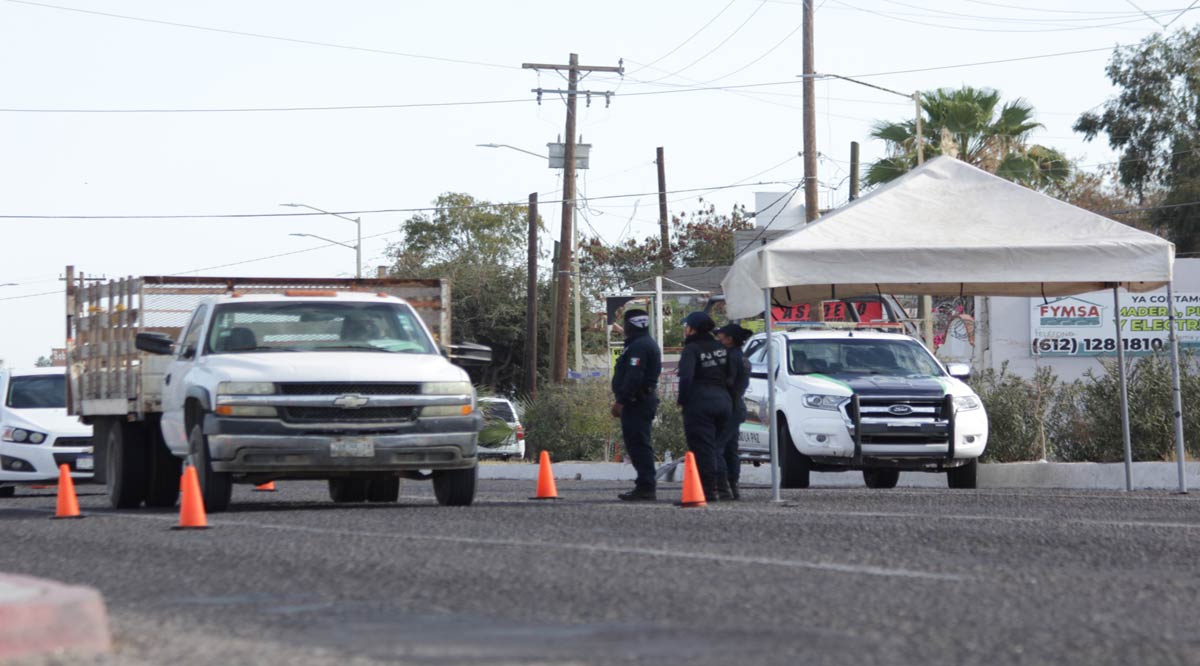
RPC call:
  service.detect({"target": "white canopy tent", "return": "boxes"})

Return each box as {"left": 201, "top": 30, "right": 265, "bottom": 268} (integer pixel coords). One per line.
{"left": 722, "top": 157, "right": 1184, "bottom": 497}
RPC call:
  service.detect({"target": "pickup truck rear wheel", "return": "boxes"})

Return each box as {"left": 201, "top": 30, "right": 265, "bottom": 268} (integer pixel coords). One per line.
{"left": 947, "top": 459, "right": 978, "bottom": 489}
{"left": 144, "top": 421, "right": 182, "bottom": 508}
{"left": 863, "top": 469, "right": 900, "bottom": 489}
{"left": 778, "top": 420, "right": 811, "bottom": 489}
{"left": 107, "top": 419, "right": 148, "bottom": 509}
{"left": 432, "top": 465, "right": 476, "bottom": 506}
{"left": 367, "top": 478, "right": 401, "bottom": 503}
{"left": 188, "top": 423, "right": 232, "bottom": 512}
{"left": 328, "top": 479, "right": 369, "bottom": 503}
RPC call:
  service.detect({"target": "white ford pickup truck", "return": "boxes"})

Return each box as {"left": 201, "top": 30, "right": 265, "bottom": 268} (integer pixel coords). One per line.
{"left": 67, "top": 270, "right": 487, "bottom": 511}
{"left": 738, "top": 328, "right": 989, "bottom": 489}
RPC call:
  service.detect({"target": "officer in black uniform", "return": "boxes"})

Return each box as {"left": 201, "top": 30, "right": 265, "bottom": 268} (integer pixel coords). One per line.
{"left": 715, "top": 323, "right": 753, "bottom": 500}
{"left": 677, "top": 311, "right": 733, "bottom": 502}
{"left": 611, "top": 308, "right": 663, "bottom": 501}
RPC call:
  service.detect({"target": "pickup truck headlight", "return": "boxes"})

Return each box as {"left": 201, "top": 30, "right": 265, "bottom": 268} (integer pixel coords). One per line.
{"left": 803, "top": 394, "right": 846, "bottom": 411}
{"left": 217, "top": 382, "right": 276, "bottom": 395}
{"left": 1, "top": 427, "right": 47, "bottom": 444}
{"left": 953, "top": 395, "right": 982, "bottom": 411}
{"left": 215, "top": 382, "right": 278, "bottom": 417}
{"left": 422, "top": 381, "right": 475, "bottom": 417}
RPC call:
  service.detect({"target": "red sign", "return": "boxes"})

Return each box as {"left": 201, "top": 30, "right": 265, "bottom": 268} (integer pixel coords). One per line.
{"left": 772, "top": 301, "right": 884, "bottom": 324}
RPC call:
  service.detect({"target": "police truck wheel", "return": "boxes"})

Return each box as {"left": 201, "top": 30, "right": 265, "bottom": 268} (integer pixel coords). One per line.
{"left": 432, "top": 465, "right": 477, "bottom": 506}
{"left": 778, "top": 420, "right": 811, "bottom": 489}
{"left": 863, "top": 469, "right": 900, "bottom": 489}
{"left": 947, "top": 459, "right": 978, "bottom": 489}
{"left": 329, "top": 479, "right": 369, "bottom": 503}
{"left": 188, "top": 423, "right": 232, "bottom": 512}
{"left": 366, "top": 477, "right": 401, "bottom": 503}
{"left": 107, "top": 419, "right": 148, "bottom": 509}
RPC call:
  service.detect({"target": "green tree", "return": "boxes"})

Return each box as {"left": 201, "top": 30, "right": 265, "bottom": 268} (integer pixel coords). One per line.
{"left": 865, "top": 86, "right": 1070, "bottom": 190}
{"left": 1074, "top": 27, "right": 1200, "bottom": 252}
{"left": 34, "top": 356, "right": 52, "bottom": 368}
{"left": 387, "top": 193, "right": 544, "bottom": 391}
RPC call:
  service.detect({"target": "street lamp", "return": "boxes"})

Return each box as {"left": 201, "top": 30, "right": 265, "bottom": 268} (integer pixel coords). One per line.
{"left": 280, "top": 203, "right": 362, "bottom": 278}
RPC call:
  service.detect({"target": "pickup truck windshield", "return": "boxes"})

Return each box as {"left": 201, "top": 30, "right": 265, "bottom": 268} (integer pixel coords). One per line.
{"left": 206, "top": 301, "right": 437, "bottom": 355}
{"left": 6, "top": 374, "right": 67, "bottom": 409}
{"left": 787, "top": 338, "right": 944, "bottom": 378}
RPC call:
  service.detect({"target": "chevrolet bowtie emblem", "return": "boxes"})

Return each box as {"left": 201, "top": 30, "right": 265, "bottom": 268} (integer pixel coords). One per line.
{"left": 332, "top": 394, "right": 370, "bottom": 409}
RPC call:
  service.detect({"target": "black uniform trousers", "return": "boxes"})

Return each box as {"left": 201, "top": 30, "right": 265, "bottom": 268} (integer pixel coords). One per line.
{"left": 719, "top": 398, "right": 747, "bottom": 483}
{"left": 620, "top": 395, "right": 659, "bottom": 490}
{"left": 683, "top": 384, "right": 732, "bottom": 489}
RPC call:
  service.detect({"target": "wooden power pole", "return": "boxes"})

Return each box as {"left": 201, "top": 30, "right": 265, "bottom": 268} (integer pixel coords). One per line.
{"left": 523, "top": 54, "right": 623, "bottom": 383}
{"left": 525, "top": 193, "right": 538, "bottom": 398}
{"left": 849, "top": 141, "right": 860, "bottom": 201}
{"left": 656, "top": 147, "right": 670, "bottom": 271}
{"left": 802, "top": 0, "right": 818, "bottom": 223}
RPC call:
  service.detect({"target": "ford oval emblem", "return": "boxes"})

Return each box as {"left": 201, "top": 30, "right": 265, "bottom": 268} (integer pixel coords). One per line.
{"left": 887, "top": 404, "right": 913, "bottom": 416}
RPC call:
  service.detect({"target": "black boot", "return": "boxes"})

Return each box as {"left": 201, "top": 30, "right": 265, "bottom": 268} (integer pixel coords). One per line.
{"left": 728, "top": 480, "right": 740, "bottom": 501}
{"left": 716, "top": 477, "right": 734, "bottom": 501}
{"left": 618, "top": 486, "right": 657, "bottom": 502}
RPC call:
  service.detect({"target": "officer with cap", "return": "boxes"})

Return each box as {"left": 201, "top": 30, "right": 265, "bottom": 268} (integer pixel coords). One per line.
{"left": 611, "top": 308, "right": 662, "bottom": 501}
{"left": 715, "top": 323, "right": 753, "bottom": 500}
{"left": 677, "top": 311, "right": 733, "bottom": 502}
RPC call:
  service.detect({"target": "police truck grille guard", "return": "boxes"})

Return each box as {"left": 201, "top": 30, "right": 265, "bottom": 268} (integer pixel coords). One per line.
{"left": 846, "top": 394, "right": 957, "bottom": 460}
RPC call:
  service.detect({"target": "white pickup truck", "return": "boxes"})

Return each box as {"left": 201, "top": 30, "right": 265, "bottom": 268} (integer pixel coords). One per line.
{"left": 67, "top": 270, "right": 488, "bottom": 511}
{"left": 738, "top": 328, "right": 989, "bottom": 489}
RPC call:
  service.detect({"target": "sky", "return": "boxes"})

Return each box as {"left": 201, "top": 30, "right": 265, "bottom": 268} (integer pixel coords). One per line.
{"left": 0, "top": 0, "right": 1196, "bottom": 366}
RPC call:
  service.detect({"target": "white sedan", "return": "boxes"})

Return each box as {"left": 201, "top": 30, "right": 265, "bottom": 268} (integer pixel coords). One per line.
{"left": 0, "top": 367, "right": 93, "bottom": 495}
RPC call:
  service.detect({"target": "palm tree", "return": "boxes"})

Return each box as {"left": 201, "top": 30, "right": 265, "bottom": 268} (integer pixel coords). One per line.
{"left": 864, "top": 86, "right": 1070, "bottom": 190}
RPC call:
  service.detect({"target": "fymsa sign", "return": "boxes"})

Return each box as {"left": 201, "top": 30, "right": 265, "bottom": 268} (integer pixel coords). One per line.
{"left": 1029, "top": 290, "right": 1200, "bottom": 356}
{"left": 1037, "top": 298, "right": 1103, "bottom": 327}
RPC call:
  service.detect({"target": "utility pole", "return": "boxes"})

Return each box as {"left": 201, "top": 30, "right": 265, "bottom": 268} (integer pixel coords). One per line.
{"left": 802, "top": 0, "right": 818, "bottom": 223}
{"left": 523, "top": 54, "right": 624, "bottom": 383}
{"left": 849, "top": 141, "right": 860, "bottom": 201}
{"left": 525, "top": 193, "right": 539, "bottom": 398}
{"left": 656, "top": 147, "right": 670, "bottom": 271}
{"left": 914, "top": 89, "right": 934, "bottom": 348}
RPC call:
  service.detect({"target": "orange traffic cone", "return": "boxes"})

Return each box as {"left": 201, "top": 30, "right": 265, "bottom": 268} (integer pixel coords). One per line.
{"left": 254, "top": 481, "right": 276, "bottom": 492}
{"left": 52, "top": 464, "right": 83, "bottom": 519}
{"left": 677, "top": 452, "right": 707, "bottom": 508}
{"left": 530, "top": 450, "right": 559, "bottom": 500}
{"left": 173, "top": 466, "right": 209, "bottom": 530}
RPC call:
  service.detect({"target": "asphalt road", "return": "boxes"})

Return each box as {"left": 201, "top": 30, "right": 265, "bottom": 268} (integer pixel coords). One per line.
{"left": 1, "top": 477, "right": 1199, "bottom": 665}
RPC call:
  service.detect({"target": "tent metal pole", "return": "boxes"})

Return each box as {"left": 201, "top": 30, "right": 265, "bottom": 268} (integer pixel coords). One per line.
{"left": 765, "top": 287, "right": 781, "bottom": 503}
{"left": 1113, "top": 286, "right": 1133, "bottom": 491}
{"left": 1166, "top": 281, "right": 1188, "bottom": 494}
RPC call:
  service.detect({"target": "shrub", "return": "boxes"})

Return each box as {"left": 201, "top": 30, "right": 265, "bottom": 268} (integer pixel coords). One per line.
{"left": 969, "top": 363, "right": 1056, "bottom": 462}
{"left": 519, "top": 381, "right": 619, "bottom": 462}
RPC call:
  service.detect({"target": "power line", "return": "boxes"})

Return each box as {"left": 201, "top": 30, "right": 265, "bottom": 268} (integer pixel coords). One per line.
{"left": 3, "top": 0, "right": 515, "bottom": 70}
{"left": 0, "top": 180, "right": 799, "bottom": 220}
{"left": 629, "top": 0, "right": 739, "bottom": 75}
{"left": 0, "top": 98, "right": 532, "bottom": 114}
{"left": 845, "top": 45, "right": 1118, "bottom": 78}
{"left": 830, "top": 0, "right": 1168, "bottom": 32}
{"left": 872, "top": 0, "right": 1164, "bottom": 25}
{"left": 644, "top": 1, "right": 770, "bottom": 83}
{"left": 1164, "top": 0, "right": 1200, "bottom": 27}
{"left": 1123, "top": 0, "right": 1167, "bottom": 27}
{"left": 955, "top": 0, "right": 1176, "bottom": 15}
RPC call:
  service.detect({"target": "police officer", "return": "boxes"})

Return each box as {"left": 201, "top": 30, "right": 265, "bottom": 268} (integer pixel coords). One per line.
{"left": 715, "top": 323, "right": 753, "bottom": 500}
{"left": 677, "top": 311, "right": 733, "bottom": 502}
{"left": 611, "top": 308, "right": 662, "bottom": 501}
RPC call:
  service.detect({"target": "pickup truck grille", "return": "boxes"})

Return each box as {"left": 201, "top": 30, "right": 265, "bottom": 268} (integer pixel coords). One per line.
{"left": 279, "top": 383, "right": 421, "bottom": 396}
{"left": 282, "top": 406, "right": 418, "bottom": 423}
{"left": 851, "top": 396, "right": 950, "bottom": 446}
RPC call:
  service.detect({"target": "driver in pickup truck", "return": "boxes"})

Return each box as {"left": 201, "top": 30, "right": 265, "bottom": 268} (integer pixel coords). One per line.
{"left": 341, "top": 315, "right": 380, "bottom": 342}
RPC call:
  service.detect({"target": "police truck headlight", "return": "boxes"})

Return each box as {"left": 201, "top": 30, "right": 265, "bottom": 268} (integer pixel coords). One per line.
{"left": 953, "top": 395, "right": 981, "bottom": 411}
{"left": 803, "top": 394, "right": 846, "bottom": 411}
{"left": 422, "top": 381, "right": 475, "bottom": 416}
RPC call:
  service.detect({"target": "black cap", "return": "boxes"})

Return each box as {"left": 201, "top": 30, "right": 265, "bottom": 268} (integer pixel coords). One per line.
{"left": 681, "top": 311, "right": 715, "bottom": 330}
{"left": 716, "top": 323, "right": 753, "bottom": 344}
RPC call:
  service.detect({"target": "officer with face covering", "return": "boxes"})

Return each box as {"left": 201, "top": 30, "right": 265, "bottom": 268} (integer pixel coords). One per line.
{"left": 611, "top": 308, "right": 663, "bottom": 501}
{"left": 677, "top": 311, "right": 733, "bottom": 502}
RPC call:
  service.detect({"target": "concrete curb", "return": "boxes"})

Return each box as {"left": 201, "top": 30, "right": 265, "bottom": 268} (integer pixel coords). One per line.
{"left": 480, "top": 460, "right": 1200, "bottom": 490}
{"left": 0, "top": 573, "right": 111, "bottom": 660}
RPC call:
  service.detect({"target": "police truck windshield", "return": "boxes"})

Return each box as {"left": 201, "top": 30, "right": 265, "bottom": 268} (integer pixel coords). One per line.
{"left": 788, "top": 338, "right": 944, "bottom": 378}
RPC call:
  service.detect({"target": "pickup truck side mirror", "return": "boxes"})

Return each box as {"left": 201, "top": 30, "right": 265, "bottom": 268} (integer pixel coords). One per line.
{"left": 946, "top": 363, "right": 971, "bottom": 380}
{"left": 444, "top": 342, "right": 493, "bottom": 367}
{"left": 135, "top": 332, "right": 175, "bottom": 356}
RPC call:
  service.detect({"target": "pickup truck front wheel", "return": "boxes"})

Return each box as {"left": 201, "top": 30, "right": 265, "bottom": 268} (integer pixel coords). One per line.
{"left": 188, "top": 423, "right": 232, "bottom": 512}
{"left": 778, "top": 419, "right": 811, "bottom": 489}
{"left": 947, "top": 459, "right": 978, "bottom": 489}
{"left": 432, "top": 465, "right": 476, "bottom": 506}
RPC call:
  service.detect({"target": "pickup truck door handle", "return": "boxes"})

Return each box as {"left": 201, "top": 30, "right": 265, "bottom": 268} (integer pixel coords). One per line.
{"left": 164, "top": 374, "right": 171, "bottom": 386}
